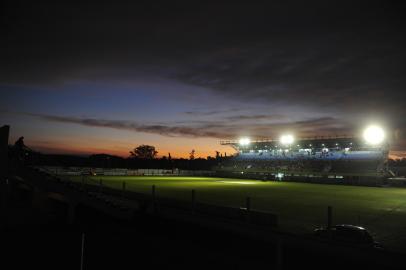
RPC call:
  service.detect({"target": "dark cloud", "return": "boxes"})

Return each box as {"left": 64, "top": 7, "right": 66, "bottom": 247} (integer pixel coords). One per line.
{"left": 27, "top": 113, "right": 231, "bottom": 139}
{"left": 181, "top": 110, "right": 286, "bottom": 122}
{"left": 174, "top": 37, "right": 406, "bottom": 120}
{"left": 18, "top": 111, "right": 350, "bottom": 139}
{"left": 2, "top": 1, "right": 405, "bottom": 88}
{"left": 183, "top": 108, "right": 242, "bottom": 116}
{"left": 1, "top": 1, "right": 405, "bottom": 148}
{"left": 225, "top": 114, "right": 286, "bottom": 122}
{"left": 246, "top": 117, "right": 353, "bottom": 138}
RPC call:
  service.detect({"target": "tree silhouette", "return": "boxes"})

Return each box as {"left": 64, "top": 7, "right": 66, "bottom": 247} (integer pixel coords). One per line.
{"left": 130, "top": 145, "right": 158, "bottom": 159}
{"left": 189, "top": 149, "right": 195, "bottom": 160}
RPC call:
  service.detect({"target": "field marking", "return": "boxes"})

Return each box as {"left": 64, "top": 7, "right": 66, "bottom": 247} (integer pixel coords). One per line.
{"left": 217, "top": 181, "right": 257, "bottom": 185}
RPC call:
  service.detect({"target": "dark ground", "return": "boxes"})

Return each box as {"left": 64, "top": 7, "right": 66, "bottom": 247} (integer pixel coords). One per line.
{"left": 0, "top": 185, "right": 403, "bottom": 270}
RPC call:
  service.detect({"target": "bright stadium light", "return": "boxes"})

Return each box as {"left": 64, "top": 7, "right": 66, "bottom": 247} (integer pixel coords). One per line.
{"left": 363, "top": 125, "right": 385, "bottom": 145}
{"left": 280, "top": 134, "right": 294, "bottom": 145}
{"left": 239, "top": 137, "right": 251, "bottom": 146}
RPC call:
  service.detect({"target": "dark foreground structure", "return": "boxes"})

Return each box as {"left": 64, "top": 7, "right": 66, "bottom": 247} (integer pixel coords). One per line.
{"left": 1, "top": 165, "right": 404, "bottom": 270}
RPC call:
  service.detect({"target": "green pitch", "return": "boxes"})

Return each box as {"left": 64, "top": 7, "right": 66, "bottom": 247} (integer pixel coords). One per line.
{"left": 70, "top": 175, "right": 406, "bottom": 251}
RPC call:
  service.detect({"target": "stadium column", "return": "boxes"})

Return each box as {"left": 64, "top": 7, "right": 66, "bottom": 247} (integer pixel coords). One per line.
{"left": 191, "top": 189, "right": 196, "bottom": 213}
{"left": 327, "top": 206, "right": 333, "bottom": 228}
{"left": 246, "top": 197, "right": 251, "bottom": 223}
{"left": 152, "top": 185, "right": 157, "bottom": 213}
{"left": 122, "top": 181, "right": 126, "bottom": 196}
{"left": 99, "top": 179, "right": 103, "bottom": 193}
{"left": 81, "top": 175, "right": 85, "bottom": 190}
{"left": 275, "top": 238, "right": 283, "bottom": 270}
{"left": 67, "top": 201, "right": 77, "bottom": 225}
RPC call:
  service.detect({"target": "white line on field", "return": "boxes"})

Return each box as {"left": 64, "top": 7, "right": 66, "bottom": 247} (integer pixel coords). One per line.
{"left": 217, "top": 181, "right": 256, "bottom": 185}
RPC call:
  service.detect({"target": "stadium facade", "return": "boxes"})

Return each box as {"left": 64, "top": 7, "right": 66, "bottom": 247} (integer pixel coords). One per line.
{"left": 217, "top": 135, "right": 390, "bottom": 184}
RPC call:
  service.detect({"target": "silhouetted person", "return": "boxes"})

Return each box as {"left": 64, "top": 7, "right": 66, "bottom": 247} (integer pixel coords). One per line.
{"left": 13, "top": 136, "right": 30, "bottom": 167}
{"left": 14, "top": 136, "right": 25, "bottom": 150}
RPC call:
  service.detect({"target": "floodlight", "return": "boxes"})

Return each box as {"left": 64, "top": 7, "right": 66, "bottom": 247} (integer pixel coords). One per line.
{"left": 363, "top": 125, "right": 385, "bottom": 145}
{"left": 280, "top": 134, "right": 294, "bottom": 145}
{"left": 239, "top": 137, "right": 251, "bottom": 146}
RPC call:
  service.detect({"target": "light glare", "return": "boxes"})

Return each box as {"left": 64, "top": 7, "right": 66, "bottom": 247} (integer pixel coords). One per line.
{"left": 280, "top": 134, "right": 294, "bottom": 145}
{"left": 363, "top": 125, "right": 385, "bottom": 145}
{"left": 239, "top": 137, "right": 251, "bottom": 146}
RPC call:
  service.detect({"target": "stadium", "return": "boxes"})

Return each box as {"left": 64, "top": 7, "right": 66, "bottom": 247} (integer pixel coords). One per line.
{"left": 3, "top": 1, "right": 406, "bottom": 269}
{"left": 216, "top": 125, "right": 391, "bottom": 185}
{"left": 3, "top": 124, "right": 406, "bottom": 268}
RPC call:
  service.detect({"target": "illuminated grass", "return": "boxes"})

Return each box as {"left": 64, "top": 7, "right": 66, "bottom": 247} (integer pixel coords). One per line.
{"left": 69, "top": 175, "right": 406, "bottom": 250}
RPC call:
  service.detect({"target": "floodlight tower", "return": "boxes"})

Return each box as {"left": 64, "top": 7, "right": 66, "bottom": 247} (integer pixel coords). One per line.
{"left": 239, "top": 137, "right": 251, "bottom": 146}
{"left": 280, "top": 134, "right": 294, "bottom": 147}
{"left": 238, "top": 137, "right": 251, "bottom": 152}
{"left": 363, "top": 125, "right": 385, "bottom": 145}
{"left": 362, "top": 125, "right": 389, "bottom": 174}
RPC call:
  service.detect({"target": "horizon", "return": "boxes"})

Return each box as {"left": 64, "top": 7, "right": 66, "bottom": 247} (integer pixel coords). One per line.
{"left": 8, "top": 131, "right": 405, "bottom": 161}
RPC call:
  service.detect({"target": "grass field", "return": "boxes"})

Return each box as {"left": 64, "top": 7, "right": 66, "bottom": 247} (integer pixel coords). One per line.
{"left": 70, "top": 175, "right": 406, "bottom": 251}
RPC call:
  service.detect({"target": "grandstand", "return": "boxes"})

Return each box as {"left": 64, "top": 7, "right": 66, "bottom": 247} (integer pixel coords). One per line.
{"left": 218, "top": 130, "right": 390, "bottom": 182}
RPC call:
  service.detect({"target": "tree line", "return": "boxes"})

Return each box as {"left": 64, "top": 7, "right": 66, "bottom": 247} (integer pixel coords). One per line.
{"left": 16, "top": 144, "right": 230, "bottom": 170}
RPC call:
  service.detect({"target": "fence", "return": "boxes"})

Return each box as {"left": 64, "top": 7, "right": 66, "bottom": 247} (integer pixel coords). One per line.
{"left": 36, "top": 166, "right": 214, "bottom": 177}
{"left": 29, "top": 166, "right": 406, "bottom": 254}
{"left": 38, "top": 169, "right": 278, "bottom": 228}
{"left": 13, "top": 166, "right": 406, "bottom": 270}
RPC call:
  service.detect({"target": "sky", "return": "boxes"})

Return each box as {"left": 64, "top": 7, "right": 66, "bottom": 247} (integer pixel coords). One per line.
{"left": 1, "top": 0, "right": 405, "bottom": 158}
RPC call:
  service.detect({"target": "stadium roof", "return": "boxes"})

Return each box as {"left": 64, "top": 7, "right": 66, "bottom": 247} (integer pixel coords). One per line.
{"left": 220, "top": 135, "right": 355, "bottom": 145}
{"left": 221, "top": 135, "right": 388, "bottom": 151}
